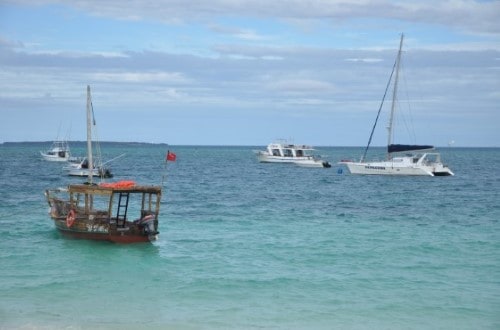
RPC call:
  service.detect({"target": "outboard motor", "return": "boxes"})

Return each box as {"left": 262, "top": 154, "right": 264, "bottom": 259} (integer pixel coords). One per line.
{"left": 135, "top": 214, "right": 157, "bottom": 235}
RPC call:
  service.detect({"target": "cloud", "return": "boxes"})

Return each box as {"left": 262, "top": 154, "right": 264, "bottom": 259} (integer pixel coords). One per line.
{"left": 209, "top": 24, "right": 273, "bottom": 41}
{"left": 345, "top": 58, "right": 383, "bottom": 63}
{"left": 91, "top": 71, "right": 190, "bottom": 83}
{"left": 1, "top": 1, "right": 499, "bottom": 145}
{"left": 8, "top": 0, "right": 500, "bottom": 34}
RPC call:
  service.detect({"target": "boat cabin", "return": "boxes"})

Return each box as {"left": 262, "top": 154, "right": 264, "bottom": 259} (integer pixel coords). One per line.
{"left": 46, "top": 183, "right": 162, "bottom": 243}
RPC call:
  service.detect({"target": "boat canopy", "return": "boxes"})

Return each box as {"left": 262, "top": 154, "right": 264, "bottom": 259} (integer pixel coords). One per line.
{"left": 388, "top": 144, "right": 434, "bottom": 154}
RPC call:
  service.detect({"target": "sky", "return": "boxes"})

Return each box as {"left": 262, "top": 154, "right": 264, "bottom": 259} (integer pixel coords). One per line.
{"left": 0, "top": 0, "right": 499, "bottom": 146}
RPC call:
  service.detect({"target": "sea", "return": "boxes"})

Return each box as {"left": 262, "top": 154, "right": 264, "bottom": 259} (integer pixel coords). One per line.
{"left": 0, "top": 143, "right": 499, "bottom": 329}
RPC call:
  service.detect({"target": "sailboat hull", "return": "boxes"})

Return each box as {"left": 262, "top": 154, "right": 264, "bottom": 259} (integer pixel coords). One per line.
{"left": 342, "top": 154, "right": 454, "bottom": 176}
{"left": 344, "top": 161, "right": 434, "bottom": 176}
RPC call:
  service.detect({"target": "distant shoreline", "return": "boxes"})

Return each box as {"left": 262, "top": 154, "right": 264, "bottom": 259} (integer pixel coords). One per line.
{"left": 1, "top": 141, "right": 498, "bottom": 148}
{"left": 1, "top": 141, "right": 169, "bottom": 146}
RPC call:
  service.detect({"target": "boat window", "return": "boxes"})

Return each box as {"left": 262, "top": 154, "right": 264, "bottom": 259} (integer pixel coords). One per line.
{"left": 110, "top": 192, "right": 160, "bottom": 222}
{"left": 284, "top": 149, "right": 293, "bottom": 157}
{"left": 272, "top": 149, "right": 280, "bottom": 156}
{"left": 296, "top": 150, "right": 303, "bottom": 157}
{"left": 88, "top": 194, "right": 112, "bottom": 215}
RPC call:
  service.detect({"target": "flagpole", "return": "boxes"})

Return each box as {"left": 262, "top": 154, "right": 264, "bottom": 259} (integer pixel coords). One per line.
{"left": 162, "top": 150, "right": 176, "bottom": 185}
{"left": 162, "top": 150, "right": 169, "bottom": 186}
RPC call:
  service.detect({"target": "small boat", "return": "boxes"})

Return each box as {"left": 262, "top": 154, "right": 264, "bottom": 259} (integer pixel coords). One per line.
{"left": 40, "top": 140, "right": 71, "bottom": 162}
{"left": 45, "top": 181, "right": 162, "bottom": 243}
{"left": 61, "top": 86, "right": 113, "bottom": 178}
{"left": 45, "top": 86, "right": 163, "bottom": 243}
{"left": 340, "top": 34, "right": 453, "bottom": 176}
{"left": 256, "top": 141, "right": 331, "bottom": 168}
{"left": 63, "top": 157, "right": 113, "bottom": 178}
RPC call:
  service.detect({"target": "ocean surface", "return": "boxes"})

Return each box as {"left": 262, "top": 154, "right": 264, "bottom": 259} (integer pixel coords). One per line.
{"left": 0, "top": 143, "right": 499, "bottom": 329}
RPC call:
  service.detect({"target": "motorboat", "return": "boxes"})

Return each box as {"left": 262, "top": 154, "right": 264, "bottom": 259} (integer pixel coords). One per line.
{"left": 40, "top": 141, "right": 71, "bottom": 162}
{"left": 256, "top": 141, "right": 331, "bottom": 168}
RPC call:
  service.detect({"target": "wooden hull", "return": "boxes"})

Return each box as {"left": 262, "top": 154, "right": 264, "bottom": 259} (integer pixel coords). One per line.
{"left": 53, "top": 219, "right": 157, "bottom": 243}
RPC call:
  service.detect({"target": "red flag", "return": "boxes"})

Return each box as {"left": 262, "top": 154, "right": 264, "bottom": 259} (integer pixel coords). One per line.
{"left": 166, "top": 150, "right": 176, "bottom": 162}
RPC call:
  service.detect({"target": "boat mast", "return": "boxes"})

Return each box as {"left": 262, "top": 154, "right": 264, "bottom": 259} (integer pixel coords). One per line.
{"left": 86, "top": 85, "right": 93, "bottom": 184}
{"left": 387, "top": 33, "right": 404, "bottom": 159}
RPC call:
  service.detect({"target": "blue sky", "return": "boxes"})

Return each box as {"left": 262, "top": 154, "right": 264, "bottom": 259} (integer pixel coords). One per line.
{"left": 1, "top": 0, "right": 499, "bottom": 146}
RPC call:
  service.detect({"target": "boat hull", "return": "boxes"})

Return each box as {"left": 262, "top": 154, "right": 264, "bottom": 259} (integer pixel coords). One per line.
{"left": 56, "top": 227, "right": 156, "bottom": 243}
{"left": 53, "top": 218, "right": 157, "bottom": 243}
{"left": 342, "top": 160, "right": 453, "bottom": 176}
{"left": 40, "top": 151, "right": 70, "bottom": 162}
{"left": 257, "top": 153, "right": 330, "bottom": 168}
{"left": 66, "top": 169, "right": 113, "bottom": 178}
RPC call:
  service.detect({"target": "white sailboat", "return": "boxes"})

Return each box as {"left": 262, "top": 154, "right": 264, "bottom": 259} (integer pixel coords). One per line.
{"left": 341, "top": 34, "right": 453, "bottom": 176}
{"left": 64, "top": 85, "right": 112, "bottom": 178}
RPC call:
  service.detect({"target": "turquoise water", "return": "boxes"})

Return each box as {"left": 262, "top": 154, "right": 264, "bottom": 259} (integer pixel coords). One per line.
{"left": 1, "top": 143, "right": 499, "bottom": 329}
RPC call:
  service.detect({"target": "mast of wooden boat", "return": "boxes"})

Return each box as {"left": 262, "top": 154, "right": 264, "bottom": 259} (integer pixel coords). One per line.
{"left": 86, "top": 85, "right": 93, "bottom": 184}
{"left": 386, "top": 33, "right": 404, "bottom": 160}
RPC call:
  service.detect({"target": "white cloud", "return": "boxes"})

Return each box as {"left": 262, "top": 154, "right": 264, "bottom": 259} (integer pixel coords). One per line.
{"left": 345, "top": 58, "right": 383, "bottom": 63}
{"left": 1, "top": 1, "right": 499, "bottom": 145}
{"left": 8, "top": 0, "right": 500, "bottom": 34}
{"left": 91, "top": 71, "right": 189, "bottom": 83}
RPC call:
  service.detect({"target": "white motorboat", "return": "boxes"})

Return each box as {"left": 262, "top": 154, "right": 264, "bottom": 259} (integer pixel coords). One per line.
{"left": 256, "top": 141, "right": 331, "bottom": 168}
{"left": 340, "top": 34, "right": 453, "bottom": 177}
{"left": 40, "top": 141, "right": 71, "bottom": 162}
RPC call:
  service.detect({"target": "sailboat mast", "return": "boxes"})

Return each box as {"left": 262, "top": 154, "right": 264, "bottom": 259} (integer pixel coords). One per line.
{"left": 86, "top": 85, "right": 93, "bottom": 184}
{"left": 387, "top": 33, "right": 404, "bottom": 158}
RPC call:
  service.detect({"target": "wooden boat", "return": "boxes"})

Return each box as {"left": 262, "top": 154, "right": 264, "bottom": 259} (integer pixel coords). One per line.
{"left": 45, "top": 182, "right": 162, "bottom": 243}
{"left": 45, "top": 86, "right": 163, "bottom": 243}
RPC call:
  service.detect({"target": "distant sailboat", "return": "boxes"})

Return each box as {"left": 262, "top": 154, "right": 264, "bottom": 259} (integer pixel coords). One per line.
{"left": 341, "top": 34, "right": 454, "bottom": 176}
{"left": 63, "top": 86, "right": 112, "bottom": 178}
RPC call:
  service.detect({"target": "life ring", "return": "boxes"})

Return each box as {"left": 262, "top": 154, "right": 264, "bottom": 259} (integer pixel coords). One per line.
{"left": 66, "top": 209, "right": 76, "bottom": 228}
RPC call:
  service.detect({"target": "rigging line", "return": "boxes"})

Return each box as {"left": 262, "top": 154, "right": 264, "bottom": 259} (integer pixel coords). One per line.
{"left": 361, "top": 58, "right": 398, "bottom": 162}
{"left": 90, "top": 95, "right": 106, "bottom": 179}
{"left": 400, "top": 57, "right": 417, "bottom": 144}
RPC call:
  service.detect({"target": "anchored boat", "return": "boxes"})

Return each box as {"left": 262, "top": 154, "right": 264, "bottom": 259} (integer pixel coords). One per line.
{"left": 40, "top": 140, "right": 71, "bottom": 162}
{"left": 340, "top": 34, "right": 453, "bottom": 176}
{"left": 256, "top": 141, "right": 331, "bottom": 168}
{"left": 45, "top": 86, "right": 163, "bottom": 243}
